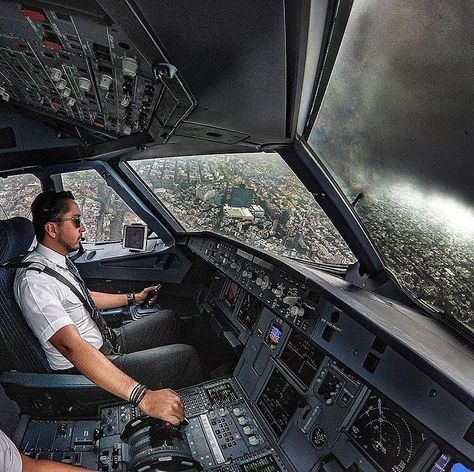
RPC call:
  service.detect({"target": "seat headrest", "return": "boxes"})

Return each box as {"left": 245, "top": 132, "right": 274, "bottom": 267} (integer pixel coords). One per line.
{"left": 0, "top": 217, "right": 35, "bottom": 263}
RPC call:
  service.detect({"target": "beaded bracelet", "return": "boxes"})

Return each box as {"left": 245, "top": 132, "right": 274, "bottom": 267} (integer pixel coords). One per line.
{"left": 129, "top": 383, "right": 148, "bottom": 407}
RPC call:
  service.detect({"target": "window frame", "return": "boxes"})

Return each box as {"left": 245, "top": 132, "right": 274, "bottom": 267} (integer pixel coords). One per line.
{"left": 45, "top": 160, "right": 175, "bottom": 247}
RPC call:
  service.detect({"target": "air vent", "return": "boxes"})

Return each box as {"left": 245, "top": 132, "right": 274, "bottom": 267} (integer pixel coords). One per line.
{"left": 321, "top": 325, "right": 334, "bottom": 342}
{"left": 363, "top": 353, "right": 380, "bottom": 373}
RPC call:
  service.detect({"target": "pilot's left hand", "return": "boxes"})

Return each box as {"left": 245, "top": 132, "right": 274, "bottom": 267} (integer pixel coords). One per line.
{"left": 134, "top": 284, "right": 161, "bottom": 306}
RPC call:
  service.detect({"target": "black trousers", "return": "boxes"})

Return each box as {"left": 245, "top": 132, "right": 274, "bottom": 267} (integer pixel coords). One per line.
{"left": 110, "top": 310, "right": 203, "bottom": 390}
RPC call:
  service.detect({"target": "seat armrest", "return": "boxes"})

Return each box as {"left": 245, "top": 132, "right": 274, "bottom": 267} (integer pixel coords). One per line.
{"left": 0, "top": 371, "right": 95, "bottom": 388}
{"left": 1, "top": 371, "right": 118, "bottom": 417}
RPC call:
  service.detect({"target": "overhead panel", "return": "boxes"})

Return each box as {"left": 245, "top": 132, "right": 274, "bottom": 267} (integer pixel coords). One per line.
{"left": 0, "top": 2, "right": 163, "bottom": 138}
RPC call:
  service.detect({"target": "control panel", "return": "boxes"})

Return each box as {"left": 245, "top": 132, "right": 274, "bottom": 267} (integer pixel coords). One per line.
{"left": 17, "top": 378, "right": 289, "bottom": 471}
{"left": 190, "top": 237, "right": 324, "bottom": 337}
{"left": 19, "top": 418, "right": 101, "bottom": 469}
{"left": 188, "top": 235, "right": 474, "bottom": 471}
{"left": 0, "top": 3, "right": 161, "bottom": 137}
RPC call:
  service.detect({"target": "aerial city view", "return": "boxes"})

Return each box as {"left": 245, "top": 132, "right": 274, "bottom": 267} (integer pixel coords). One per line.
{"left": 132, "top": 153, "right": 474, "bottom": 334}
{"left": 0, "top": 171, "right": 142, "bottom": 244}
{"left": 131, "top": 153, "right": 355, "bottom": 267}
{"left": 357, "top": 186, "right": 474, "bottom": 331}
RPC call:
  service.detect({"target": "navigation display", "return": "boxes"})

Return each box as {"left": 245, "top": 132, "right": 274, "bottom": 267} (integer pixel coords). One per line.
{"left": 221, "top": 278, "right": 241, "bottom": 310}
{"left": 280, "top": 332, "right": 325, "bottom": 388}
{"left": 236, "top": 294, "right": 262, "bottom": 331}
{"left": 257, "top": 369, "right": 302, "bottom": 437}
{"left": 349, "top": 394, "right": 426, "bottom": 472}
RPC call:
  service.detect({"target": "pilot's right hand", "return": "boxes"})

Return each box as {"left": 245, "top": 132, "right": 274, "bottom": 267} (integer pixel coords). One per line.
{"left": 139, "top": 388, "right": 184, "bottom": 425}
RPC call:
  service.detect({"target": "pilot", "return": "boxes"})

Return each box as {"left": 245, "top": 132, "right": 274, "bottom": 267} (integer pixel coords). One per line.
{"left": 14, "top": 190, "right": 203, "bottom": 424}
{"left": 1, "top": 428, "right": 94, "bottom": 471}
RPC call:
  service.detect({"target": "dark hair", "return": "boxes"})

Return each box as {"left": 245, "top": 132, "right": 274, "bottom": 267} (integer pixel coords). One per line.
{"left": 31, "top": 191, "right": 75, "bottom": 241}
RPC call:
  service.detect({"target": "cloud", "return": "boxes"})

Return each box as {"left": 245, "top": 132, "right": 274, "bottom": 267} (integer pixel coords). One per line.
{"left": 312, "top": 0, "right": 474, "bottom": 205}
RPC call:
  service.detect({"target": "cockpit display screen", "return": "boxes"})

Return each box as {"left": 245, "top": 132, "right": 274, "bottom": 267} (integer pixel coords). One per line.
{"left": 257, "top": 369, "right": 302, "bottom": 437}
{"left": 349, "top": 394, "right": 426, "bottom": 472}
{"left": 236, "top": 294, "right": 262, "bottom": 331}
{"left": 122, "top": 224, "right": 147, "bottom": 251}
{"left": 280, "top": 332, "right": 325, "bottom": 388}
{"left": 428, "top": 454, "right": 473, "bottom": 472}
{"left": 265, "top": 322, "right": 283, "bottom": 350}
{"left": 221, "top": 278, "right": 241, "bottom": 311}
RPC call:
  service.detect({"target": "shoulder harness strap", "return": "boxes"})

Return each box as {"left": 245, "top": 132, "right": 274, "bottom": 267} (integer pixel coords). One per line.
{"left": 3, "top": 259, "right": 92, "bottom": 313}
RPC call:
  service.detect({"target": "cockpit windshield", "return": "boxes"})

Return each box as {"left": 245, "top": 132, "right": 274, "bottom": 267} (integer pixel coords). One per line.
{"left": 129, "top": 153, "right": 355, "bottom": 267}
{"left": 308, "top": 0, "right": 474, "bottom": 334}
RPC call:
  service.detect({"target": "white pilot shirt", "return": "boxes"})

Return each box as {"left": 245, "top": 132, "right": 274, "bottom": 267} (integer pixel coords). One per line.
{"left": 0, "top": 430, "right": 21, "bottom": 472}
{"left": 14, "top": 243, "right": 103, "bottom": 371}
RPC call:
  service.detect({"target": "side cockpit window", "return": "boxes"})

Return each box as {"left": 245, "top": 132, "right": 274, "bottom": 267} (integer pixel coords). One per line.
{"left": 0, "top": 174, "right": 41, "bottom": 219}
{"left": 61, "top": 169, "right": 145, "bottom": 244}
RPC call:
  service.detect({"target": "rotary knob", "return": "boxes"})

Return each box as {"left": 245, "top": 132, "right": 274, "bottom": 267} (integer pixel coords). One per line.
{"left": 50, "top": 68, "right": 62, "bottom": 81}
{"left": 99, "top": 455, "right": 111, "bottom": 466}
{"left": 56, "top": 78, "right": 67, "bottom": 90}
{"left": 78, "top": 77, "right": 91, "bottom": 92}
{"left": 261, "top": 276, "right": 271, "bottom": 289}
{"left": 290, "top": 305, "right": 305, "bottom": 317}
{"left": 208, "top": 410, "right": 217, "bottom": 420}
{"left": 237, "top": 416, "right": 248, "bottom": 425}
{"left": 230, "top": 261, "right": 241, "bottom": 271}
{"left": 283, "top": 295, "right": 299, "bottom": 306}
{"left": 243, "top": 425, "right": 253, "bottom": 435}
{"left": 248, "top": 435, "right": 259, "bottom": 446}
{"left": 122, "top": 57, "right": 138, "bottom": 78}
{"left": 121, "top": 96, "right": 131, "bottom": 107}
{"left": 218, "top": 408, "right": 227, "bottom": 417}
{"left": 99, "top": 74, "right": 113, "bottom": 91}
{"left": 272, "top": 284, "right": 284, "bottom": 298}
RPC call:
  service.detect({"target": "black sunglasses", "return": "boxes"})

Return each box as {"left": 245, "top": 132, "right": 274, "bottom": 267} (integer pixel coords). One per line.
{"left": 53, "top": 216, "right": 82, "bottom": 228}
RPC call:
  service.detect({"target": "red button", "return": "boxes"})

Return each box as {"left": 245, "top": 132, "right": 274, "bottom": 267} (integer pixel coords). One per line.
{"left": 20, "top": 8, "right": 46, "bottom": 22}
{"left": 43, "top": 39, "right": 63, "bottom": 50}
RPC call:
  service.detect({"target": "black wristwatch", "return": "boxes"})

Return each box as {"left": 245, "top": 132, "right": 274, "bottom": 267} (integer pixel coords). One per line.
{"left": 127, "top": 292, "right": 136, "bottom": 306}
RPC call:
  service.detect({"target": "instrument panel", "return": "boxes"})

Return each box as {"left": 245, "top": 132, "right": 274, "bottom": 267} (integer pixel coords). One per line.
{"left": 188, "top": 235, "right": 474, "bottom": 472}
